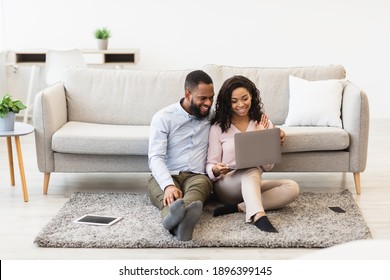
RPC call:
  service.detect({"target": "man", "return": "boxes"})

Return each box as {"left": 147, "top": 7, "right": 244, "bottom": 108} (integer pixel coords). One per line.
{"left": 148, "top": 70, "right": 214, "bottom": 241}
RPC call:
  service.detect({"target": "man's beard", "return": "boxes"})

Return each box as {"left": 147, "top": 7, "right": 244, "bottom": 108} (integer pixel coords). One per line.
{"left": 190, "top": 101, "right": 210, "bottom": 119}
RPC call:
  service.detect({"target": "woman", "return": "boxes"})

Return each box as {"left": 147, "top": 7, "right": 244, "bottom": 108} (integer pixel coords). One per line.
{"left": 206, "top": 75, "right": 299, "bottom": 233}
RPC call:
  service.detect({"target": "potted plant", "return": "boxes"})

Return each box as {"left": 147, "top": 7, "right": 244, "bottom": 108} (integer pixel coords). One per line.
{"left": 0, "top": 94, "right": 27, "bottom": 131}
{"left": 94, "top": 27, "right": 111, "bottom": 50}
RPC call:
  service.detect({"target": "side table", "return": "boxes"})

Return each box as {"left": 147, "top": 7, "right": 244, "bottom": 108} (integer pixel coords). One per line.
{"left": 1, "top": 122, "right": 34, "bottom": 202}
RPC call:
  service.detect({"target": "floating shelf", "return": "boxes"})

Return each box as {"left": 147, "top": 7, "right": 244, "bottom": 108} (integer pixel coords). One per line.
{"left": 8, "top": 49, "right": 139, "bottom": 65}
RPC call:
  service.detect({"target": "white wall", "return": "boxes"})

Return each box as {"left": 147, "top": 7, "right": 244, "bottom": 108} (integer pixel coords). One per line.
{"left": 0, "top": 1, "right": 7, "bottom": 93}
{"left": 2, "top": 0, "right": 390, "bottom": 118}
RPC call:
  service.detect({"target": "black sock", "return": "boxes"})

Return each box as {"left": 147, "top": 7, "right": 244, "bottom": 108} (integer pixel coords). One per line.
{"left": 254, "top": 216, "right": 278, "bottom": 233}
{"left": 213, "top": 204, "right": 238, "bottom": 217}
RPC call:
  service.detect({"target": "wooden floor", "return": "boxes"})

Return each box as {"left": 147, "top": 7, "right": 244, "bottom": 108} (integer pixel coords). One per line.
{"left": 0, "top": 118, "right": 389, "bottom": 260}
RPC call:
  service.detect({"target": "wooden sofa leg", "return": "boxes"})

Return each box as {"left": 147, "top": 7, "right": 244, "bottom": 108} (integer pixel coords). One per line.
{"left": 353, "top": 172, "right": 361, "bottom": 195}
{"left": 43, "top": 173, "right": 51, "bottom": 194}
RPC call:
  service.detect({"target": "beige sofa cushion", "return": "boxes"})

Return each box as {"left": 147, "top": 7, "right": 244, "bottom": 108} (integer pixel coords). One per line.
{"left": 203, "top": 64, "right": 346, "bottom": 125}
{"left": 64, "top": 68, "right": 193, "bottom": 125}
{"left": 279, "top": 126, "right": 349, "bottom": 153}
{"left": 52, "top": 122, "right": 149, "bottom": 155}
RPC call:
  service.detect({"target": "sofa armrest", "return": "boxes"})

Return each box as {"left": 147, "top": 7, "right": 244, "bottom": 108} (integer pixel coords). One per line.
{"left": 34, "top": 82, "right": 68, "bottom": 173}
{"left": 341, "top": 81, "right": 370, "bottom": 172}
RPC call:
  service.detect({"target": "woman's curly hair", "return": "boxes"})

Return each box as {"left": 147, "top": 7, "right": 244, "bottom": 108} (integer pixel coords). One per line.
{"left": 211, "top": 75, "right": 264, "bottom": 133}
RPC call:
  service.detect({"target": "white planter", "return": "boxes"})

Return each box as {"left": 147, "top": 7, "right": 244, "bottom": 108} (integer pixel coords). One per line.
{"left": 0, "top": 112, "right": 15, "bottom": 131}
{"left": 97, "top": 39, "right": 108, "bottom": 50}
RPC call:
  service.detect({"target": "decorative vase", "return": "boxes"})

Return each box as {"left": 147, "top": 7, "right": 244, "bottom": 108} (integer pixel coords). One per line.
{"left": 0, "top": 111, "right": 15, "bottom": 131}
{"left": 97, "top": 39, "right": 108, "bottom": 50}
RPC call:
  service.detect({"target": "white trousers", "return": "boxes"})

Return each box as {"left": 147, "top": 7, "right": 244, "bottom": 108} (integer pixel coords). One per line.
{"left": 213, "top": 167, "right": 299, "bottom": 222}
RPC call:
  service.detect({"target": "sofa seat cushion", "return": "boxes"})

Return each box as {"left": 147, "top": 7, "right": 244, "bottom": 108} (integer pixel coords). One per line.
{"left": 52, "top": 122, "right": 149, "bottom": 155}
{"left": 278, "top": 126, "right": 350, "bottom": 153}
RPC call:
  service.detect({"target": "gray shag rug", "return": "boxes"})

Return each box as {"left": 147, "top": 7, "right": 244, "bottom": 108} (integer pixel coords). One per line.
{"left": 34, "top": 190, "right": 371, "bottom": 248}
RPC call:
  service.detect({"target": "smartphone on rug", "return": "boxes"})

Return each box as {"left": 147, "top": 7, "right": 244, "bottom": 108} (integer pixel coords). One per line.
{"left": 329, "top": 206, "right": 346, "bottom": 213}
{"left": 73, "top": 214, "right": 122, "bottom": 226}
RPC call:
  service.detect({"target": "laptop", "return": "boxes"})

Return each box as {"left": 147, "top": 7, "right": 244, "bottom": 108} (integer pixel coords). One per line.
{"left": 230, "top": 128, "right": 282, "bottom": 170}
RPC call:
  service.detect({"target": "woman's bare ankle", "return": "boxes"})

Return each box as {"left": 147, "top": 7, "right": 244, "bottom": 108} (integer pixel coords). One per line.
{"left": 253, "top": 211, "right": 266, "bottom": 223}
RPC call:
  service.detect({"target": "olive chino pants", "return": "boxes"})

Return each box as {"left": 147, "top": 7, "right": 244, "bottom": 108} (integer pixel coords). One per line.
{"left": 148, "top": 172, "right": 213, "bottom": 219}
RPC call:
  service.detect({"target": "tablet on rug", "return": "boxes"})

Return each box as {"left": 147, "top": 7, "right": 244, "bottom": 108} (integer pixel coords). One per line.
{"left": 73, "top": 214, "right": 122, "bottom": 226}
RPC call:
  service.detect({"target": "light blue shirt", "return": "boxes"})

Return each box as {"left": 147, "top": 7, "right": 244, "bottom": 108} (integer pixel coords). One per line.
{"left": 148, "top": 100, "right": 211, "bottom": 190}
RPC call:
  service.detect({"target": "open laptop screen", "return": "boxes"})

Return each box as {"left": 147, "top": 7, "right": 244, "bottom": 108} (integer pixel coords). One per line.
{"left": 232, "top": 128, "right": 282, "bottom": 170}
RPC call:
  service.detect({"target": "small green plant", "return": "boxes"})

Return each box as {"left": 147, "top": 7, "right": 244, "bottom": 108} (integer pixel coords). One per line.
{"left": 0, "top": 94, "right": 27, "bottom": 118}
{"left": 94, "top": 27, "right": 111, "bottom": 40}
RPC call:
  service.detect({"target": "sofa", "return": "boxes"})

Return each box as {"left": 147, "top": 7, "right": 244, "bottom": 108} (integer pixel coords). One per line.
{"left": 34, "top": 64, "right": 369, "bottom": 195}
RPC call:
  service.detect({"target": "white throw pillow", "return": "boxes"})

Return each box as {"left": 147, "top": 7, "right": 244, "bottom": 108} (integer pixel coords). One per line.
{"left": 284, "top": 76, "right": 344, "bottom": 128}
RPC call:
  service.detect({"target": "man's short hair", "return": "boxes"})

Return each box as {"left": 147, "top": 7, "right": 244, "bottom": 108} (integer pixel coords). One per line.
{"left": 185, "top": 70, "right": 213, "bottom": 91}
